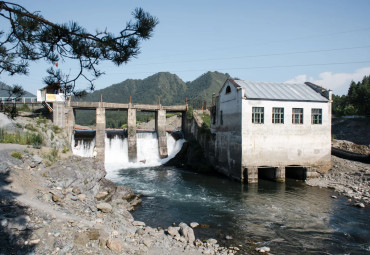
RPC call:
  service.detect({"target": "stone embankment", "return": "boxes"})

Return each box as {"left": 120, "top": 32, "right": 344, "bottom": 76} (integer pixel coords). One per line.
{"left": 0, "top": 144, "right": 237, "bottom": 255}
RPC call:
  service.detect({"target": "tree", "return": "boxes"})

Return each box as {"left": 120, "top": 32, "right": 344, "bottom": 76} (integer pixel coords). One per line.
{"left": 0, "top": 1, "right": 158, "bottom": 95}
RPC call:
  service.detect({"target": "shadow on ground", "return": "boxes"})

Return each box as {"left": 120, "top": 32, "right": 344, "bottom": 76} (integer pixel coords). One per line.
{"left": 0, "top": 163, "right": 35, "bottom": 254}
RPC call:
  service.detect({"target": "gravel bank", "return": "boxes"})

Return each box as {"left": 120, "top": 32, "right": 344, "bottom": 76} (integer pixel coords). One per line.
{"left": 306, "top": 156, "right": 370, "bottom": 205}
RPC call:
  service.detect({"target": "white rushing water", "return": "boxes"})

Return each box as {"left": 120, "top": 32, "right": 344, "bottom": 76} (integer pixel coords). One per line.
{"left": 72, "top": 131, "right": 185, "bottom": 179}
{"left": 104, "top": 132, "right": 184, "bottom": 180}
{"left": 71, "top": 136, "right": 96, "bottom": 157}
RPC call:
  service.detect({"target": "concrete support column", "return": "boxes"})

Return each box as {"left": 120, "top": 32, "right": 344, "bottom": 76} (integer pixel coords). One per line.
{"left": 96, "top": 107, "right": 106, "bottom": 162}
{"left": 275, "top": 167, "right": 286, "bottom": 182}
{"left": 305, "top": 167, "right": 319, "bottom": 179}
{"left": 65, "top": 106, "right": 75, "bottom": 145}
{"left": 53, "top": 102, "right": 65, "bottom": 128}
{"left": 247, "top": 167, "right": 258, "bottom": 183}
{"left": 155, "top": 109, "right": 168, "bottom": 158}
{"left": 127, "top": 108, "right": 137, "bottom": 162}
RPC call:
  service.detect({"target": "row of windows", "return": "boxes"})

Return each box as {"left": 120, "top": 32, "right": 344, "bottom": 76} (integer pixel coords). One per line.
{"left": 252, "top": 107, "right": 323, "bottom": 125}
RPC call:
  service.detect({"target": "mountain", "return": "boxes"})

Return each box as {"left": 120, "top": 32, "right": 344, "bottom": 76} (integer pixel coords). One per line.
{"left": 74, "top": 71, "right": 230, "bottom": 127}
{"left": 76, "top": 71, "right": 230, "bottom": 107}
{"left": 0, "top": 82, "right": 35, "bottom": 97}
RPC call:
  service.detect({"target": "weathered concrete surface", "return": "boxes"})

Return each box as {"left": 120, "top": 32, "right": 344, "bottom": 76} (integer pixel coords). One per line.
{"left": 156, "top": 109, "right": 168, "bottom": 158}
{"left": 69, "top": 101, "right": 187, "bottom": 112}
{"left": 127, "top": 108, "right": 137, "bottom": 162}
{"left": 65, "top": 106, "right": 75, "bottom": 145}
{"left": 53, "top": 102, "right": 65, "bottom": 128}
{"left": 95, "top": 107, "right": 105, "bottom": 161}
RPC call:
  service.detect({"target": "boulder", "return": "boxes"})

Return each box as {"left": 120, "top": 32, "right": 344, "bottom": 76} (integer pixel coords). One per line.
{"left": 132, "top": 221, "right": 145, "bottom": 227}
{"left": 179, "top": 222, "right": 195, "bottom": 244}
{"left": 97, "top": 202, "right": 113, "bottom": 213}
{"left": 107, "top": 238, "right": 122, "bottom": 253}
{"left": 167, "top": 226, "right": 179, "bottom": 237}
{"left": 190, "top": 222, "right": 199, "bottom": 228}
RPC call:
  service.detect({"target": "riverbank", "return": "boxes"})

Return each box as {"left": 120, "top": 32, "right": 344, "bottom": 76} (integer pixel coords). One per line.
{"left": 0, "top": 143, "right": 238, "bottom": 255}
{"left": 306, "top": 155, "right": 370, "bottom": 205}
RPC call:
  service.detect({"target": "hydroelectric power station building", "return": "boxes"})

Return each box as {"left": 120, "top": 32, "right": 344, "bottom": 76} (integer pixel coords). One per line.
{"left": 210, "top": 79, "right": 332, "bottom": 183}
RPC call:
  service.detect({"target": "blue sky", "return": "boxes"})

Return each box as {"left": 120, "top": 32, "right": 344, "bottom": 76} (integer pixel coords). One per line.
{"left": 1, "top": 0, "right": 370, "bottom": 95}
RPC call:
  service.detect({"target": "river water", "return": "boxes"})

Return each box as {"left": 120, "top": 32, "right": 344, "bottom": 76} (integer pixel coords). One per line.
{"left": 72, "top": 131, "right": 370, "bottom": 254}
{"left": 108, "top": 165, "right": 370, "bottom": 254}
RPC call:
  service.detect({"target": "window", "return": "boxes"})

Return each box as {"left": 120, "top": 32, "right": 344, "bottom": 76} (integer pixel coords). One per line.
{"left": 252, "top": 107, "right": 264, "bottom": 124}
{"left": 225, "top": 86, "right": 231, "bottom": 94}
{"left": 272, "top": 107, "right": 284, "bottom": 124}
{"left": 292, "top": 108, "right": 303, "bottom": 124}
{"left": 220, "top": 110, "right": 223, "bottom": 125}
{"left": 311, "top": 108, "right": 322, "bottom": 124}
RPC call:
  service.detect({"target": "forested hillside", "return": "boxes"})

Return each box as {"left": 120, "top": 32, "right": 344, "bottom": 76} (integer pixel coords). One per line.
{"left": 332, "top": 75, "right": 370, "bottom": 116}
{"left": 74, "top": 71, "right": 230, "bottom": 127}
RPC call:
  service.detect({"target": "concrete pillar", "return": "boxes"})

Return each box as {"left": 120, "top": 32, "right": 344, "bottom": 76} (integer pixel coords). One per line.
{"left": 155, "top": 109, "right": 168, "bottom": 158}
{"left": 65, "top": 106, "right": 75, "bottom": 145}
{"left": 275, "top": 167, "right": 286, "bottom": 182}
{"left": 53, "top": 102, "right": 65, "bottom": 127}
{"left": 96, "top": 107, "right": 106, "bottom": 162}
{"left": 181, "top": 112, "right": 186, "bottom": 132}
{"left": 305, "top": 167, "right": 319, "bottom": 179}
{"left": 247, "top": 167, "right": 258, "bottom": 183}
{"left": 127, "top": 108, "right": 137, "bottom": 162}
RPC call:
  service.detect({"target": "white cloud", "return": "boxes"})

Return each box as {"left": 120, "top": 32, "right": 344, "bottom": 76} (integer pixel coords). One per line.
{"left": 286, "top": 67, "right": 370, "bottom": 95}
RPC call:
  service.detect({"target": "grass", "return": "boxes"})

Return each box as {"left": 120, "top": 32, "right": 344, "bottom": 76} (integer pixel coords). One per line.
{"left": 52, "top": 125, "right": 61, "bottom": 134}
{"left": 0, "top": 128, "right": 43, "bottom": 148}
{"left": 11, "top": 151, "right": 22, "bottom": 159}
{"left": 200, "top": 113, "right": 211, "bottom": 129}
{"left": 36, "top": 114, "right": 47, "bottom": 125}
{"left": 43, "top": 147, "right": 59, "bottom": 166}
{"left": 25, "top": 123, "right": 37, "bottom": 132}
{"left": 17, "top": 104, "right": 32, "bottom": 112}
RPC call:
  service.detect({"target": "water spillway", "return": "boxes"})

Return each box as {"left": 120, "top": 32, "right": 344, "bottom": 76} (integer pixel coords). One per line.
{"left": 72, "top": 130, "right": 185, "bottom": 177}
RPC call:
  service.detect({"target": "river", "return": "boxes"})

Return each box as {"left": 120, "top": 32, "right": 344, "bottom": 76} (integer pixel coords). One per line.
{"left": 108, "top": 165, "right": 370, "bottom": 254}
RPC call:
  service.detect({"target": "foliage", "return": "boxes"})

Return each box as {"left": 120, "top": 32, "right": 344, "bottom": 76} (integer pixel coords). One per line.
{"left": 62, "top": 147, "right": 69, "bottom": 153}
{"left": 332, "top": 75, "right": 370, "bottom": 116}
{"left": 36, "top": 114, "right": 47, "bottom": 125}
{"left": 0, "top": 2, "right": 158, "bottom": 95}
{"left": 25, "top": 123, "right": 37, "bottom": 132}
{"left": 43, "top": 147, "right": 59, "bottom": 166}
{"left": 186, "top": 106, "right": 194, "bottom": 120}
{"left": 200, "top": 113, "right": 210, "bottom": 129}
{"left": 17, "top": 103, "right": 31, "bottom": 112}
{"left": 52, "top": 125, "right": 61, "bottom": 134}
{"left": 10, "top": 151, "right": 22, "bottom": 159}
{"left": 0, "top": 128, "right": 43, "bottom": 148}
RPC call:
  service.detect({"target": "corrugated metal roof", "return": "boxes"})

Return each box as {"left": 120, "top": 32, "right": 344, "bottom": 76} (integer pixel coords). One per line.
{"left": 233, "top": 80, "right": 328, "bottom": 102}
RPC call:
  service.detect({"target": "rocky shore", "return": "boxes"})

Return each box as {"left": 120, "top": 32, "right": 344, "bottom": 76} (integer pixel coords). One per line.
{"left": 0, "top": 144, "right": 237, "bottom": 255}
{"left": 306, "top": 155, "right": 370, "bottom": 206}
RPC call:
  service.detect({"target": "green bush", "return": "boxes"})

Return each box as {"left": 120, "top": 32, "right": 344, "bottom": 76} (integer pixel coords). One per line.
{"left": 186, "top": 106, "right": 194, "bottom": 120}
{"left": 25, "top": 123, "right": 37, "bottom": 132}
{"left": 62, "top": 147, "right": 70, "bottom": 153}
{"left": 11, "top": 151, "right": 22, "bottom": 159}
{"left": 36, "top": 114, "right": 47, "bottom": 125}
{"left": 0, "top": 128, "right": 43, "bottom": 147}
{"left": 52, "top": 125, "right": 61, "bottom": 134}
{"left": 17, "top": 104, "right": 31, "bottom": 112}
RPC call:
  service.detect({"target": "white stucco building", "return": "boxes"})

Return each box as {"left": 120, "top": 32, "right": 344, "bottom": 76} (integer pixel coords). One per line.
{"left": 211, "top": 79, "right": 332, "bottom": 183}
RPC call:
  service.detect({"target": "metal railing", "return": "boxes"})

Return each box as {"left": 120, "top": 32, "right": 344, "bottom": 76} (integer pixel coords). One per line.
{"left": 0, "top": 97, "right": 38, "bottom": 103}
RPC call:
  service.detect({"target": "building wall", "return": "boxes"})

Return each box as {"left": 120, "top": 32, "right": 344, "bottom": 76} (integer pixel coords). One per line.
{"left": 211, "top": 81, "right": 244, "bottom": 180}
{"left": 241, "top": 99, "right": 332, "bottom": 172}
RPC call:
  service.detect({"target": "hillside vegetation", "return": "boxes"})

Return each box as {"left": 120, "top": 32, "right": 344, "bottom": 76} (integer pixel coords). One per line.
{"left": 74, "top": 71, "right": 230, "bottom": 127}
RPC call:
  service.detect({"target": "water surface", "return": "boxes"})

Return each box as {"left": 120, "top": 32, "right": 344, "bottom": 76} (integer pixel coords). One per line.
{"left": 110, "top": 166, "right": 370, "bottom": 254}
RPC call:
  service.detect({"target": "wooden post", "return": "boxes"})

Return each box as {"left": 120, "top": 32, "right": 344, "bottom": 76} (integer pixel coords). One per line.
{"left": 158, "top": 96, "right": 161, "bottom": 106}
{"left": 130, "top": 96, "right": 132, "bottom": 104}
{"left": 100, "top": 94, "right": 103, "bottom": 103}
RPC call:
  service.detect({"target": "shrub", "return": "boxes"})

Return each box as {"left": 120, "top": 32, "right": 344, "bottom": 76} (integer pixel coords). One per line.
{"left": 52, "top": 125, "right": 61, "bottom": 134}
{"left": 36, "top": 114, "right": 47, "bottom": 125}
{"left": 186, "top": 106, "right": 194, "bottom": 120}
{"left": 62, "top": 147, "right": 70, "bottom": 153}
{"left": 25, "top": 123, "right": 37, "bottom": 132}
{"left": 11, "top": 151, "right": 22, "bottom": 159}
{"left": 17, "top": 104, "right": 31, "bottom": 112}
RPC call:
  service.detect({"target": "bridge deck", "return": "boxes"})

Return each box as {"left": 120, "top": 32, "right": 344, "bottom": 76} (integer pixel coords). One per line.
{"left": 69, "top": 101, "right": 187, "bottom": 112}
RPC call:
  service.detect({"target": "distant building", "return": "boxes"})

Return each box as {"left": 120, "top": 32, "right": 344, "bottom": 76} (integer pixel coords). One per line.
{"left": 211, "top": 79, "right": 332, "bottom": 183}
{"left": 37, "top": 84, "right": 66, "bottom": 112}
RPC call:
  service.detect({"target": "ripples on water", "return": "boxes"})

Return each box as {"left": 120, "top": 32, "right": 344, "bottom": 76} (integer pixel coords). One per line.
{"left": 110, "top": 166, "right": 370, "bottom": 254}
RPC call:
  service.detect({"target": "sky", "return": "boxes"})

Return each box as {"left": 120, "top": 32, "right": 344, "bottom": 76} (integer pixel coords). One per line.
{"left": 1, "top": 0, "right": 370, "bottom": 96}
